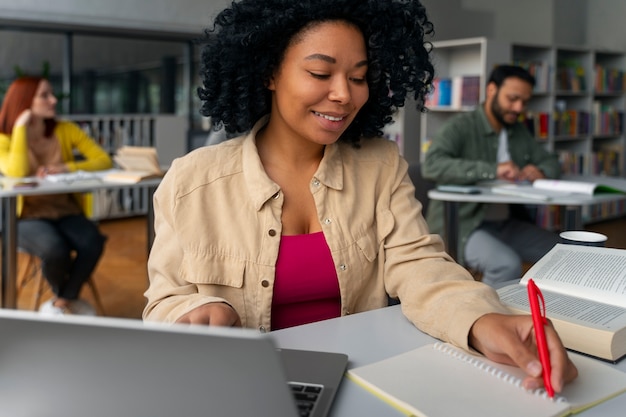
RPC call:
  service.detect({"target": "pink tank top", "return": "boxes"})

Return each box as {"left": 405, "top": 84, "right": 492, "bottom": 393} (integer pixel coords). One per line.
{"left": 271, "top": 231, "right": 340, "bottom": 330}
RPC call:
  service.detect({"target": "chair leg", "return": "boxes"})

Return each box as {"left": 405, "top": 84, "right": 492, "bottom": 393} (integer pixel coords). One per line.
{"left": 17, "top": 252, "right": 106, "bottom": 315}
{"left": 16, "top": 252, "right": 45, "bottom": 311}
{"left": 86, "top": 278, "right": 106, "bottom": 316}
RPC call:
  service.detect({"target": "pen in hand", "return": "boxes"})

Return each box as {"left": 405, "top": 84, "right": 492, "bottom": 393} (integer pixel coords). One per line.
{"left": 527, "top": 278, "right": 554, "bottom": 398}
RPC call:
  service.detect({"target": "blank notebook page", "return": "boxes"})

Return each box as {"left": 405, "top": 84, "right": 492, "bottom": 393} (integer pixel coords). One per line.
{"left": 347, "top": 343, "right": 626, "bottom": 417}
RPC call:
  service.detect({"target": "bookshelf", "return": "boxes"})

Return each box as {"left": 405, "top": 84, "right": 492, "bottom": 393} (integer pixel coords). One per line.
{"left": 510, "top": 43, "right": 626, "bottom": 226}
{"left": 419, "top": 37, "right": 511, "bottom": 160}
{"left": 418, "top": 37, "right": 626, "bottom": 227}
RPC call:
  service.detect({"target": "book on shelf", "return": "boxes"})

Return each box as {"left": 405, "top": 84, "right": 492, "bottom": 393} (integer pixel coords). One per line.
{"left": 497, "top": 243, "right": 626, "bottom": 362}
{"left": 519, "top": 111, "right": 550, "bottom": 139}
{"left": 593, "top": 65, "right": 624, "bottom": 93}
{"left": 103, "top": 146, "right": 165, "bottom": 184}
{"left": 557, "top": 60, "right": 586, "bottom": 92}
{"left": 425, "top": 75, "right": 481, "bottom": 109}
{"left": 347, "top": 341, "right": 626, "bottom": 417}
{"left": 515, "top": 59, "right": 551, "bottom": 92}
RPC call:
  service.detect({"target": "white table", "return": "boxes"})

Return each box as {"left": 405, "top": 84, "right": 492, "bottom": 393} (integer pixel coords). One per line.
{"left": 0, "top": 176, "right": 161, "bottom": 309}
{"left": 427, "top": 176, "right": 626, "bottom": 260}
{"left": 272, "top": 305, "right": 626, "bottom": 417}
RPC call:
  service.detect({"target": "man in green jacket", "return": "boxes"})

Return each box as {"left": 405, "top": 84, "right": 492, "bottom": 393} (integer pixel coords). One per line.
{"left": 422, "top": 65, "right": 561, "bottom": 287}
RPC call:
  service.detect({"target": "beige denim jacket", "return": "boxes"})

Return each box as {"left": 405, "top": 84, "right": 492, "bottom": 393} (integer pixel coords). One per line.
{"left": 144, "top": 119, "right": 509, "bottom": 350}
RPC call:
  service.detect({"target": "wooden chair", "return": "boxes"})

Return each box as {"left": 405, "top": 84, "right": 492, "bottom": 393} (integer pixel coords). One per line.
{"left": 16, "top": 250, "right": 106, "bottom": 315}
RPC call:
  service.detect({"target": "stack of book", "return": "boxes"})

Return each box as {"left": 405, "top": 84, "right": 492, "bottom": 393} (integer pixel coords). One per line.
{"left": 103, "top": 146, "right": 165, "bottom": 183}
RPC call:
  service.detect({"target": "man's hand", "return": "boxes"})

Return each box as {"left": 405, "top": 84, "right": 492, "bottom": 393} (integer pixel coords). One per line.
{"left": 469, "top": 313, "right": 578, "bottom": 393}
{"left": 176, "top": 302, "right": 242, "bottom": 327}
{"left": 496, "top": 161, "right": 521, "bottom": 181}
{"left": 519, "top": 164, "right": 545, "bottom": 182}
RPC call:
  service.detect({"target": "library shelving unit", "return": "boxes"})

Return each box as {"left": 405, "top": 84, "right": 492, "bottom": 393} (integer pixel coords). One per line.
{"left": 419, "top": 37, "right": 626, "bottom": 227}
{"left": 419, "top": 37, "right": 511, "bottom": 161}
{"left": 512, "top": 43, "right": 626, "bottom": 226}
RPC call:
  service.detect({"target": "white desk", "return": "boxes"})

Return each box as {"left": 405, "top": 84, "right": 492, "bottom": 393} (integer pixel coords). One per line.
{"left": 0, "top": 177, "right": 161, "bottom": 309}
{"left": 427, "top": 176, "right": 626, "bottom": 261}
{"left": 272, "top": 305, "right": 626, "bottom": 417}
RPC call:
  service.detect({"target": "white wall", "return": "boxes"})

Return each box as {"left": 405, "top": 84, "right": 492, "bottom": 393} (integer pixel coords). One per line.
{"left": 0, "top": 0, "right": 229, "bottom": 36}
{"left": 586, "top": 0, "right": 626, "bottom": 51}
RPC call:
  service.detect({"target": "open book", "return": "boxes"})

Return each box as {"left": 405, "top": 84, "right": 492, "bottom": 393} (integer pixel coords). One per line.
{"left": 533, "top": 179, "right": 626, "bottom": 195}
{"left": 497, "top": 244, "right": 626, "bottom": 362}
{"left": 347, "top": 342, "right": 626, "bottom": 417}
{"left": 103, "top": 146, "right": 164, "bottom": 183}
{"left": 488, "top": 178, "right": 626, "bottom": 201}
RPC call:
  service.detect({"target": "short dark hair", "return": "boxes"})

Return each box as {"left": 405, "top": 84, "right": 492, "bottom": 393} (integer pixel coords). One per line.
{"left": 488, "top": 65, "right": 535, "bottom": 89}
{"left": 197, "top": 0, "right": 435, "bottom": 146}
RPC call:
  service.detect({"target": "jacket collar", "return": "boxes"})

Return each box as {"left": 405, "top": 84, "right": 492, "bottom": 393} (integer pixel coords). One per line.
{"left": 242, "top": 116, "right": 345, "bottom": 211}
{"left": 477, "top": 104, "right": 497, "bottom": 136}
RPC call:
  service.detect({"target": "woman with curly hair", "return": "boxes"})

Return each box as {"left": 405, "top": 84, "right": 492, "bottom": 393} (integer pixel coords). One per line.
{"left": 144, "top": 0, "right": 577, "bottom": 392}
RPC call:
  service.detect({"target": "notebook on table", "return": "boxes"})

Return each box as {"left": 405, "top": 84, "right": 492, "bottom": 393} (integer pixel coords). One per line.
{"left": 347, "top": 342, "right": 626, "bottom": 417}
{"left": 0, "top": 309, "right": 347, "bottom": 417}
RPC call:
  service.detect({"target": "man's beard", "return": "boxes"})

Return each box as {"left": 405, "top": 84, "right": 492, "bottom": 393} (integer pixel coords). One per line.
{"left": 490, "top": 91, "right": 517, "bottom": 127}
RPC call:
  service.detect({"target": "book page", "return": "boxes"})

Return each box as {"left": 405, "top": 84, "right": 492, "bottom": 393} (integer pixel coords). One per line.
{"left": 114, "top": 154, "right": 161, "bottom": 174}
{"left": 533, "top": 179, "right": 597, "bottom": 195}
{"left": 498, "top": 285, "right": 626, "bottom": 331}
{"left": 490, "top": 184, "right": 570, "bottom": 201}
{"left": 521, "top": 244, "right": 626, "bottom": 308}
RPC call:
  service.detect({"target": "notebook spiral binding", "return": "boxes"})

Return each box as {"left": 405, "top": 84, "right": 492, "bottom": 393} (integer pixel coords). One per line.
{"left": 433, "top": 342, "right": 566, "bottom": 403}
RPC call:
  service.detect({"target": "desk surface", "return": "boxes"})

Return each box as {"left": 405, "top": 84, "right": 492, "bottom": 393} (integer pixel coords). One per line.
{"left": 272, "top": 305, "right": 626, "bottom": 417}
{"left": 428, "top": 175, "right": 626, "bottom": 205}
{"left": 428, "top": 185, "right": 625, "bottom": 205}
{"left": 0, "top": 175, "right": 162, "bottom": 197}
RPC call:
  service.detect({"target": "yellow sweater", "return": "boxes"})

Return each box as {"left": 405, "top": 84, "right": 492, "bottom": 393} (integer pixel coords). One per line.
{"left": 0, "top": 120, "right": 113, "bottom": 215}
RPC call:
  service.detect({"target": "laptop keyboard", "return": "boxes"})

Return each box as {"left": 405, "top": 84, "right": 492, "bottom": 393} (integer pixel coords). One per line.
{"left": 288, "top": 381, "right": 324, "bottom": 417}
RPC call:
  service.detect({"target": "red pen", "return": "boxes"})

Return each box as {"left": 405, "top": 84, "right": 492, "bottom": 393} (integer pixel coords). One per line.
{"left": 527, "top": 278, "right": 554, "bottom": 398}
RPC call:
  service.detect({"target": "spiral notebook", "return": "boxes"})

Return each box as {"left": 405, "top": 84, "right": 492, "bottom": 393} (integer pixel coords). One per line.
{"left": 347, "top": 342, "right": 626, "bottom": 417}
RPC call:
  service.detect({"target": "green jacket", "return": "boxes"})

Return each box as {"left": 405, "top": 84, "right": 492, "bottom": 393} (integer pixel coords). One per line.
{"left": 421, "top": 105, "right": 560, "bottom": 263}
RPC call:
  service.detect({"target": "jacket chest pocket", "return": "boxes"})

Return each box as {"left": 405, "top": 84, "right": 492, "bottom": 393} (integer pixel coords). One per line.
{"left": 179, "top": 253, "right": 249, "bottom": 323}
{"left": 181, "top": 253, "right": 246, "bottom": 288}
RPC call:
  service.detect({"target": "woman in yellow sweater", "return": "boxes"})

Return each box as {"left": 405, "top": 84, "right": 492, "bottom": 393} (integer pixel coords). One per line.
{"left": 0, "top": 76, "right": 112, "bottom": 315}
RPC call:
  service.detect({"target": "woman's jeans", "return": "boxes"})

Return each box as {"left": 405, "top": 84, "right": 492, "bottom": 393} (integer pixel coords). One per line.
{"left": 18, "top": 214, "right": 106, "bottom": 300}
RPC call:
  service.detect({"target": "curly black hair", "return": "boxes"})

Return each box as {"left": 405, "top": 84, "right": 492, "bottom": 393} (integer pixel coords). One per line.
{"left": 197, "top": 0, "right": 435, "bottom": 145}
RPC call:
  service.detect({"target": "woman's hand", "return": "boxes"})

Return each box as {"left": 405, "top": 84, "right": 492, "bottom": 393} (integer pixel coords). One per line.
{"left": 36, "top": 163, "right": 69, "bottom": 177}
{"left": 176, "top": 302, "right": 242, "bottom": 327}
{"left": 14, "top": 109, "right": 33, "bottom": 128}
{"left": 469, "top": 313, "right": 578, "bottom": 393}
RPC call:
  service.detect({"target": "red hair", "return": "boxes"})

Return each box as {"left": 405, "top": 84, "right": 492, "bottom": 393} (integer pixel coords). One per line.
{"left": 0, "top": 76, "right": 57, "bottom": 137}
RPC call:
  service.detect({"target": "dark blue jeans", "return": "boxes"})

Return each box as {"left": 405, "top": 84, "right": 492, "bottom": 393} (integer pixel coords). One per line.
{"left": 18, "top": 214, "right": 106, "bottom": 300}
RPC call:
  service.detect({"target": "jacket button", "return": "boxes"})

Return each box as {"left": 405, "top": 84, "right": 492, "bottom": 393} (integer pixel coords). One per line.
{"left": 261, "top": 280, "right": 270, "bottom": 288}
{"left": 339, "top": 264, "right": 347, "bottom": 271}
{"left": 259, "top": 326, "right": 267, "bottom": 333}
{"left": 268, "top": 229, "right": 277, "bottom": 236}
{"left": 272, "top": 192, "right": 280, "bottom": 199}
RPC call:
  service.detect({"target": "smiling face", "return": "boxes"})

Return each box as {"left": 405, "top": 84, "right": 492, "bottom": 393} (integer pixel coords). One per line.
{"left": 30, "top": 79, "right": 58, "bottom": 119}
{"left": 266, "top": 20, "right": 369, "bottom": 147}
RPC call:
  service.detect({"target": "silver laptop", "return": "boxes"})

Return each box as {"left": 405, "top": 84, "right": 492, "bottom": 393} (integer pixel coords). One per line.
{"left": 0, "top": 309, "right": 347, "bottom": 417}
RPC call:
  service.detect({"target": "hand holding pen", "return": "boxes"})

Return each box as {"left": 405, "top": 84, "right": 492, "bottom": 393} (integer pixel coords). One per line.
{"left": 468, "top": 308, "right": 578, "bottom": 395}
